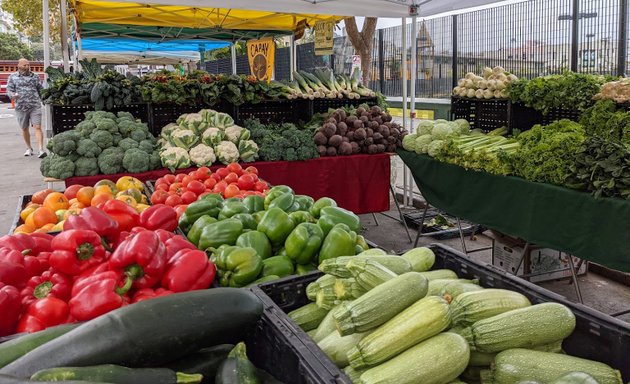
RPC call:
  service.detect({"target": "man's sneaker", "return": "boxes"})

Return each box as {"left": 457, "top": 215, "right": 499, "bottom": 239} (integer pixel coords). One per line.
{"left": 24, "top": 148, "right": 33, "bottom": 156}
{"left": 37, "top": 151, "right": 48, "bottom": 159}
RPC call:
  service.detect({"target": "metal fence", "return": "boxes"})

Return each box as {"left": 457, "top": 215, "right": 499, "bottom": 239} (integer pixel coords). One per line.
{"left": 205, "top": 0, "right": 630, "bottom": 98}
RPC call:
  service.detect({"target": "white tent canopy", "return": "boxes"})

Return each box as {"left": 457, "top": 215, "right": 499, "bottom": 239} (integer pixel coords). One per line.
{"left": 102, "top": 0, "right": 513, "bottom": 18}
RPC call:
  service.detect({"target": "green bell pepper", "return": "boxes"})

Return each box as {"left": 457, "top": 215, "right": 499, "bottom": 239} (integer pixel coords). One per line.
{"left": 288, "top": 211, "right": 316, "bottom": 225}
{"left": 246, "top": 275, "right": 280, "bottom": 286}
{"left": 198, "top": 218, "right": 243, "bottom": 251}
{"left": 310, "top": 197, "right": 337, "bottom": 218}
{"left": 294, "top": 195, "right": 315, "bottom": 211}
{"left": 264, "top": 186, "right": 294, "bottom": 210}
{"left": 317, "top": 206, "right": 361, "bottom": 235}
{"left": 215, "top": 246, "right": 263, "bottom": 287}
{"left": 267, "top": 192, "right": 295, "bottom": 212}
{"left": 179, "top": 199, "right": 223, "bottom": 233}
{"left": 274, "top": 246, "right": 287, "bottom": 256}
{"left": 218, "top": 200, "right": 249, "bottom": 220}
{"left": 232, "top": 213, "right": 258, "bottom": 231}
{"left": 200, "top": 193, "right": 224, "bottom": 202}
{"left": 261, "top": 255, "right": 294, "bottom": 278}
{"left": 284, "top": 223, "right": 324, "bottom": 265}
{"left": 295, "top": 263, "right": 318, "bottom": 275}
{"left": 257, "top": 207, "right": 295, "bottom": 246}
{"left": 186, "top": 215, "right": 218, "bottom": 246}
{"left": 243, "top": 195, "right": 265, "bottom": 213}
{"left": 318, "top": 223, "right": 358, "bottom": 263}
{"left": 252, "top": 211, "right": 265, "bottom": 224}
{"left": 356, "top": 235, "right": 369, "bottom": 252}
{"left": 236, "top": 230, "right": 272, "bottom": 259}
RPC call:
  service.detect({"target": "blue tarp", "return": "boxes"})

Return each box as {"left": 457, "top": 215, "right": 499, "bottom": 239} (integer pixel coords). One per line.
{"left": 77, "top": 38, "right": 230, "bottom": 52}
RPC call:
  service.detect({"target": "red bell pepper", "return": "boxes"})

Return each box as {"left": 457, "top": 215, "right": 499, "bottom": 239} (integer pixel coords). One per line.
{"left": 0, "top": 247, "right": 27, "bottom": 288}
{"left": 0, "top": 234, "right": 34, "bottom": 254}
{"left": 161, "top": 249, "right": 216, "bottom": 292}
{"left": 164, "top": 235, "right": 197, "bottom": 262}
{"left": 27, "top": 233, "right": 54, "bottom": 254}
{"left": 132, "top": 287, "right": 173, "bottom": 303}
{"left": 69, "top": 270, "right": 131, "bottom": 321}
{"left": 0, "top": 283, "right": 21, "bottom": 336}
{"left": 139, "top": 204, "right": 178, "bottom": 232}
{"left": 99, "top": 200, "right": 140, "bottom": 232}
{"left": 16, "top": 297, "right": 70, "bottom": 333}
{"left": 21, "top": 270, "right": 72, "bottom": 306}
{"left": 109, "top": 231, "right": 167, "bottom": 290}
{"left": 155, "top": 229, "right": 175, "bottom": 244}
{"left": 23, "top": 253, "right": 50, "bottom": 278}
{"left": 63, "top": 207, "right": 120, "bottom": 244}
{"left": 49, "top": 230, "right": 107, "bottom": 276}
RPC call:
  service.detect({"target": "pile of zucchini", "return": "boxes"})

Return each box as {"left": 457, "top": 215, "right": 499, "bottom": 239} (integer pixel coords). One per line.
{"left": 0, "top": 288, "right": 283, "bottom": 384}
{"left": 288, "top": 247, "right": 623, "bottom": 384}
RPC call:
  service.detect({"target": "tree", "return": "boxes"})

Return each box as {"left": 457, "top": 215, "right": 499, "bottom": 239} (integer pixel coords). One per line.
{"left": 1, "top": 0, "right": 62, "bottom": 41}
{"left": 345, "top": 17, "right": 377, "bottom": 86}
{"left": 0, "top": 33, "right": 32, "bottom": 60}
{"left": 208, "top": 42, "right": 247, "bottom": 60}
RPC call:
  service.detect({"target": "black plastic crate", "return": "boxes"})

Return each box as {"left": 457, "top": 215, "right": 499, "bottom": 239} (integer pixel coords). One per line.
{"left": 255, "top": 244, "right": 630, "bottom": 382}
{"left": 402, "top": 209, "right": 483, "bottom": 240}
{"left": 51, "top": 103, "right": 150, "bottom": 135}
{"left": 311, "top": 97, "right": 377, "bottom": 115}
{"left": 451, "top": 96, "right": 511, "bottom": 133}
{"left": 8, "top": 195, "right": 32, "bottom": 235}
{"left": 149, "top": 103, "right": 207, "bottom": 137}
{"left": 509, "top": 102, "right": 544, "bottom": 133}
{"left": 540, "top": 107, "right": 581, "bottom": 125}
{"left": 234, "top": 99, "right": 311, "bottom": 125}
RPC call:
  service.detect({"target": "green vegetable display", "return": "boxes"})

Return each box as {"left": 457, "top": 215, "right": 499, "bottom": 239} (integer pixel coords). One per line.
{"left": 244, "top": 118, "right": 320, "bottom": 162}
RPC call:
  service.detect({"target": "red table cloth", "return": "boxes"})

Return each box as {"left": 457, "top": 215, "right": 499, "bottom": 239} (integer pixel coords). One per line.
{"left": 64, "top": 154, "right": 391, "bottom": 214}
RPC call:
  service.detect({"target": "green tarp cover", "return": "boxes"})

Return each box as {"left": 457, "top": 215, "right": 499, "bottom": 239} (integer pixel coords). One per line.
{"left": 398, "top": 150, "right": 630, "bottom": 272}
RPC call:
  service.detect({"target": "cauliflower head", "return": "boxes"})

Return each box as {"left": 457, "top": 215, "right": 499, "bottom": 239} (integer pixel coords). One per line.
{"left": 160, "top": 147, "right": 191, "bottom": 172}
{"left": 189, "top": 144, "right": 216, "bottom": 167}
{"left": 201, "top": 127, "right": 225, "bottom": 147}
{"left": 215, "top": 141, "right": 240, "bottom": 165}
{"left": 170, "top": 129, "right": 199, "bottom": 150}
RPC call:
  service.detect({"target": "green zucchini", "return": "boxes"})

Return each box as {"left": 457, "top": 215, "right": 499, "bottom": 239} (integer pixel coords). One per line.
{"left": 165, "top": 344, "right": 234, "bottom": 384}
{"left": 460, "top": 303, "right": 575, "bottom": 353}
{"left": 317, "top": 330, "right": 369, "bottom": 368}
{"left": 31, "top": 364, "right": 202, "bottom": 384}
{"left": 348, "top": 296, "right": 451, "bottom": 369}
{"left": 319, "top": 255, "right": 412, "bottom": 278}
{"left": 460, "top": 365, "right": 484, "bottom": 384}
{"left": 427, "top": 278, "right": 477, "bottom": 296}
{"left": 451, "top": 289, "right": 532, "bottom": 328}
{"left": 357, "top": 249, "right": 387, "bottom": 256}
{"left": 306, "top": 329, "right": 317, "bottom": 338}
{"left": 0, "top": 373, "right": 112, "bottom": 383}
{"left": 347, "top": 259, "right": 397, "bottom": 291}
{"left": 0, "top": 323, "right": 79, "bottom": 369}
{"left": 400, "top": 247, "right": 435, "bottom": 272}
{"left": 215, "top": 343, "right": 260, "bottom": 384}
{"left": 333, "top": 272, "right": 429, "bottom": 336}
{"left": 468, "top": 340, "right": 564, "bottom": 368}
{"left": 418, "top": 269, "right": 458, "bottom": 281}
{"left": 552, "top": 372, "right": 600, "bottom": 384}
{"left": 288, "top": 303, "right": 329, "bottom": 331}
{"left": 334, "top": 278, "right": 366, "bottom": 300}
{"left": 491, "top": 349, "right": 622, "bottom": 384}
{"left": 344, "top": 365, "right": 366, "bottom": 383}
{"left": 0, "top": 289, "right": 263, "bottom": 378}
{"left": 358, "top": 332, "right": 470, "bottom": 384}
{"left": 312, "top": 302, "right": 347, "bottom": 343}
{"left": 315, "top": 276, "right": 338, "bottom": 310}
{"left": 306, "top": 274, "right": 335, "bottom": 301}
{"left": 440, "top": 281, "right": 484, "bottom": 303}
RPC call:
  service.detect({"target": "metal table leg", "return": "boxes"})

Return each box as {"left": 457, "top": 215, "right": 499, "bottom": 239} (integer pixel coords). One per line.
{"left": 413, "top": 205, "right": 429, "bottom": 247}
{"left": 371, "top": 213, "right": 380, "bottom": 226}
{"left": 567, "top": 255, "right": 584, "bottom": 304}
{"left": 457, "top": 217, "right": 468, "bottom": 254}
{"left": 513, "top": 242, "right": 532, "bottom": 276}
{"left": 386, "top": 184, "right": 412, "bottom": 243}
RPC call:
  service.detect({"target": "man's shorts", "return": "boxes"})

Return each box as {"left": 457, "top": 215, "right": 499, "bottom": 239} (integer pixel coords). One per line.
{"left": 16, "top": 107, "right": 42, "bottom": 130}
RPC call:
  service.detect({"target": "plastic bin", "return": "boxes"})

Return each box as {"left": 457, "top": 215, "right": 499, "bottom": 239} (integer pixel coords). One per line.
{"left": 51, "top": 103, "right": 150, "bottom": 135}
{"left": 451, "top": 96, "right": 511, "bottom": 133}
{"left": 8, "top": 195, "right": 32, "bottom": 235}
{"left": 234, "top": 99, "right": 311, "bottom": 126}
{"left": 253, "top": 243, "right": 630, "bottom": 382}
{"left": 311, "top": 97, "right": 377, "bottom": 115}
{"left": 402, "top": 208, "right": 483, "bottom": 240}
{"left": 540, "top": 107, "right": 582, "bottom": 125}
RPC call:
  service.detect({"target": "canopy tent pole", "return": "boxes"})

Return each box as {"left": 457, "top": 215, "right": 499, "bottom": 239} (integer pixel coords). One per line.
{"left": 231, "top": 43, "right": 237, "bottom": 74}
{"left": 289, "top": 34, "right": 296, "bottom": 81}
{"left": 407, "top": 14, "right": 418, "bottom": 207}
{"left": 60, "top": 0, "right": 70, "bottom": 72}
{"left": 401, "top": 16, "right": 409, "bottom": 207}
{"left": 42, "top": 0, "right": 52, "bottom": 141}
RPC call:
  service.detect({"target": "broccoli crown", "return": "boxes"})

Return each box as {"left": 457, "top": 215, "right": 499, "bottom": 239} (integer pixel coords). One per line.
{"left": 112, "top": 133, "right": 123, "bottom": 146}
{"left": 75, "top": 120, "right": 97, "bottom": 137}
{"left": 149, "top": 150, "right": 162, "bottom": 170}
{"left": 130, "top": 129, "right": 147, "bottom": 142}
{"left": 98, "top": 147, "right": 125, "bottom": 175}
{"left": 95, "top": 118, "right": 119, "bottom": 134}
{"left": 117, "top": 111, "right": 134, "bottom": 120}
{"left": 40, "top": 154, "right": 75, "bottom": 179}
{"left": 297, "top": 145, "right": 319, "bottom": 161}
{"left": 284, "top": 147, "right": 298, "bottom": 162}
{"left": 51, "top": 131, "right": 81, "bottom": 156}
{"left": 117, "top": 120, "right": 137, "bottom": 137}
{"left": 86, "top": 110, "right": 117, "bottom": 121}
{"left": 138, "top": 139, "right": 155, "bottom": 153}
{"left": 118, "top": 138, "right": 139, "bottom": 151}
{"left": 89, "top": 130, "right": 114, "bottom": 149}
{"left": 122, "top": 148, "right": 150, "bottom": 173}
{"left": 74, "top": 156, "right": 99, "bottom": 177}
{"left": 76, "top": 139, "right": 102, "bottom": 158}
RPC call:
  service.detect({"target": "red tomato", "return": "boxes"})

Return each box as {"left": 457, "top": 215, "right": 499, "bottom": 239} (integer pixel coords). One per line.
{"left": 181, "top": 176, "right": 193, "bottom": 187}
{"left": 213, "top": 181, "right": 228, "bottom": 195}
{"left": 215, "top": 168, "right": 230, "bottom": 179}
{"left": 227, "top": 163, "right": 243, "bottom": 175}
{"left": 211, "top": 173, "right": 222, "bottom": 182}
{"left": 192, "top": 168, "right": 211, "bottom": 181}
{"left": 245, "top": 166, "right": 258, "bottom": 175}
{"left": 224, "top": 184, "right": 241, "bottom": 198}
{"left": 180, "top": 191, "right": 197, "bottom": 204}
{"left": 156, "top": 183, "right": 169, "bottom": 192}
{"left": 155, "top": 178, "right": 169, "bottom": 188}
{"left": 224, "top": 172, "right": 239, "bottom": 185}
{"left": 186, "top": 180, "right": 205, "bottom": 195}
{"left": 163, "top": 174, "right": 176, "bottom": 184}
{"left": 254, "top": 181, "right": 268, "bottom": 192}
{"left": 169, "top": 182, "right": 184, "bottom": 195}
{"left": 150, "top": 190, "right": 170, "bottom": 205}
{"left": 174, "top": 205, "right": 188, "bottom": 220}
{"left": 63, "top": 184, "right": 83, "bottom": 200}
{"left": 237, "top": 174, "right": 256, "bottom": 191}
{"left": 203, "top": 178, "right": 217, "bottom": 190}
{"left": 175, "top": 173, "right": 187, "bottom": 183}
{"left": 165, "top": 195, "right": 183, "bottom": 207}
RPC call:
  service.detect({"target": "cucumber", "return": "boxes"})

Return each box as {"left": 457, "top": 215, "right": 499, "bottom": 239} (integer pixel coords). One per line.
{"left": 0, "top": 289, "right": 263, "bottom": 378}
{"left": 288, "top": 303, "right": 329, "bottom": 331}
{"left": 30, "top": 365, "right": 202, "bottom": 384}
{"left": 0, "top": 323, "right": 79, "bottom": 369}
{"left": 0, "top": 373, "right": 112, "bottom": 383}
{"left": 215, "top": 343, "right": 260, "bottom": 384}
{"left": 165, "top": 344, "right": 234, "bottom": 384}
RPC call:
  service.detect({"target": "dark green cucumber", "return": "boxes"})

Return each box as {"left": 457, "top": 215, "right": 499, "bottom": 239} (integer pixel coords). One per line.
{"left": 1, "top": 289, "right": 263, "bottom": 378}
{"left": 0, "top": 373, "right": 111, "bottom": 383}
{"left": 165, "top": 344, "right": 234, "bottom": 384}
{"left": 0, "top": 323, "right": 80, "bottom": 368}
{"left": 31, "top": 365, "right": 202, "bottom": 384}
{"left": 215, "top": 343, "right": 260, "bottom": 384}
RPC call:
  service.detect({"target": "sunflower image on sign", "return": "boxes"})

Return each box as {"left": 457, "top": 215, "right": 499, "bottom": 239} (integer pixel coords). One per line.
{"left": 247, "top": 37, "right": 275, "bottom": 82}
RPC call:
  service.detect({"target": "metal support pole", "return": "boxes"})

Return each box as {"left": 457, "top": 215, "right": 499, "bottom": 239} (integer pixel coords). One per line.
{"left": 231, "top": 44, "right": 237, "bottom": 75}
{"left": 401, "top": 17, "right": 409, "bottom": 207}
{"left": 289, "top": 35, "right": 296, "bottom": 80}
{"left": 618, "top": 0, "right": 628, "bottom": 76}
{"left": 570, "top": 0, "right": 579, "bottom": 72}
{"left": 43, "top": 0, "right": 52, "bottom": 140}
{"left": 567, "top": 255, "right": 584, "bottom": 304}
{"left": 378, "top": 29, "right": 385, "bottom": 93}
{"left": 452, "top": 15, "right": 458, "bottom": 89}
{"left": 60, "top": 0, "right": 70, "bottom": 73}
{"left": 199, "top": 47, "right": 206, "bottom": 69}
{"left": 406, "top": 16, "right": 418, "bottom": 208}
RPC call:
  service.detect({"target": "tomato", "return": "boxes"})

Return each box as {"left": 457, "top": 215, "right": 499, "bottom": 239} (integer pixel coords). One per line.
{"left": 254, "top": 181, "right": 268, "bottom": 193}
{"left": 203, "top": 178, "right": 217, "bottom": 190}
{"left": 181, "top": 176, "right": 193, "bottom": 188}
{"left": 43, "top": 192, "right": 69, "bottom": 212}
{"left": 237, "top": 174, "right": 256, "bottom": 191}
{"left": 32, "top": 207, "right": 58, "bottom": 228}
{"left": 163, "top": 174, "right": 176, "bottom": 184}
{"left": 165, "top": 195, "right": 183, "bottom": 207}
{"left": 180, "top": 191, "right": 197, "bottom": 204}
{"left": 174, "top": 205, "right": 188, "bottom": 220}
{"left": 224, "top": 184, "right": 240, "bottom": 198}
{"left": 76, "top": 187, "right": 95, "bottom": 206}
{"left": 213, "top": 181, "right": 228, "bottom": 195}
{"left": 169, "top": 183, "right": 184, "bottom": 195}
{"left": 215, "top": 168, "right": 230, "bottom": 179}
{"left": 211, "top": 173, "right": 222, "bottom": 182}
{"left": 227, "top": 163, "right": 243, "bottom": 175}
{"left": 187, "top": 180, "right": 205, "bottom": 195}
{"left": 245, "top": 166, "right": 258, "bottom": 175}
{"left": 63, "top": 185, "right": 83, "bottom": 200}
{"left": 151, "top": 190, "right": 170, "bottom": 205}
{"left": 155, "top": 178, "right": 169, "bottom": 188}
{"left": 224, "top": 172, "right": 239, "bottom": 185}
{"left": 156, "top": 183, "right": 169, "bottom": 192}
{"left": 175, "top": 173, "right": 186, "bottom": 183}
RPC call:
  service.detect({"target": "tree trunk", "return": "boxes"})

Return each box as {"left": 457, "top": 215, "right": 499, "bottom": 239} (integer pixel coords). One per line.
{"left": 345, "top": 17, "right": 378, "bottom": 86}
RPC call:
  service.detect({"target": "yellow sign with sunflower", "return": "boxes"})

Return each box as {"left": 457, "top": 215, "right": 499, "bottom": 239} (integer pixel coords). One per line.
{"left": 247, "top": 37, "right": 275, "bottom": 82}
